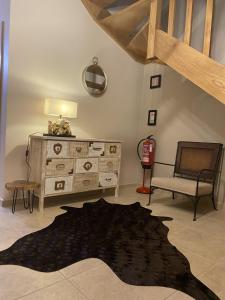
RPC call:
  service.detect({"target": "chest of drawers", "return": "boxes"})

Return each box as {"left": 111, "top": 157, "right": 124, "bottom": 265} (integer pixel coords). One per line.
{"left": 29, "top": 136, "right": 122, "bottom": 212}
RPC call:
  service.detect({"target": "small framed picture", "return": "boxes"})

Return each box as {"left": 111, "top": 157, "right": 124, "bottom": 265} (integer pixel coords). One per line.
{"left": 148, "top": 110, "right": 157, "bottom": 126}
{"left": 150, "top": 75, "right": 161, "bottom": 89}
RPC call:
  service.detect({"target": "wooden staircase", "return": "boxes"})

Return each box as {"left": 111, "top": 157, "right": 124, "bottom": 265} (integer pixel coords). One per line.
{"left": 82, "top": 0, "right": 225, "bottom": 105}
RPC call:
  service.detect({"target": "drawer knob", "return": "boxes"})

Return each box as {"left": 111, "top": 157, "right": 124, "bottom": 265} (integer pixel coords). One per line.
{"left": 105, "top": 178, "right": 112, "bottom": 182}
{"left": 76, "top": 147, "right": 82, "bottom": 153}
{"left": 83, "top": 180, "right": 91, "bottom": 186}
{"left": 107, "top": 162, "right": 113, "bottom": 168}
{"left": 56, "top": 164, "right": 65, "bottom": 171}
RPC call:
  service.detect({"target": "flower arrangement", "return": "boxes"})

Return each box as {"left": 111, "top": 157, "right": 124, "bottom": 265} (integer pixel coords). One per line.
{"left": 48, "top": 119, "right": 72, "bottom": 136}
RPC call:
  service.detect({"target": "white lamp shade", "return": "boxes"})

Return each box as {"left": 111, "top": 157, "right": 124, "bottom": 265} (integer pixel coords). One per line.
{"left": 44, "top": 99, "right": 78, "bottom": 119}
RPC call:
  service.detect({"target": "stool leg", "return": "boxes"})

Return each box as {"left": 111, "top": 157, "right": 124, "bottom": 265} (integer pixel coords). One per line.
{"left": 12, "top": 188, "right": 18, "bottom": 214}
{"left": 27, "top": 190, "right": 31, "bottom": 213}
{"left": 23, "top": 188, "right": 29, "bottom": 209}
{"left": 29, "top": 190, "right": 34, "bottom": 213}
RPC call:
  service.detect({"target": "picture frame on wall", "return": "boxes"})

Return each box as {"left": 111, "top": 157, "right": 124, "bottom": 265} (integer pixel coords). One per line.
{"left": 148, "top": 110, "right": 157, "bottom": 126}
{"left": 150, "top": 75, "right": 161, "bottom": 89}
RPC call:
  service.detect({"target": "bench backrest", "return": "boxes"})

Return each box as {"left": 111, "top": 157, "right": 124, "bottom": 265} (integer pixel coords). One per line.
{"left": 174, "top": 141, "right": 223, "bottom": 182}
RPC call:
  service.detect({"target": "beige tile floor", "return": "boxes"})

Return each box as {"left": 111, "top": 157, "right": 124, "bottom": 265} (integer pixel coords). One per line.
{"left": 0, "top": 185, "right": 224, "bottom": 300}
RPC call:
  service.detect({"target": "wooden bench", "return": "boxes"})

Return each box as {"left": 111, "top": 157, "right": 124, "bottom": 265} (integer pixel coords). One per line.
{"left": 149, "top": 141, "right": 223, "bottom": 221}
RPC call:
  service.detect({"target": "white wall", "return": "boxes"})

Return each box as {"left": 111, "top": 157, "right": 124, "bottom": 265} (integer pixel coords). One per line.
{"left": 0, "top": 0, "right": 10, "bottom": 201}
{"left": 3, "top": 0, "right": 144, "bottom": 200}
{"left": 140, "top": 63, "right": 225, "bottom": 206}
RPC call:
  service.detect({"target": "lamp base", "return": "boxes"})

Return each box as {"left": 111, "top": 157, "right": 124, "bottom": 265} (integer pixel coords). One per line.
{"left": 43, "top": 133, "right": 76, "bottom": 138}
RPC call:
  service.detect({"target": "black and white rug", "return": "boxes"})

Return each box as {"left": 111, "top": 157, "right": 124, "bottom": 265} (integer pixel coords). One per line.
{"left": 0, "top": 199, "right": 219, "bottom": 300}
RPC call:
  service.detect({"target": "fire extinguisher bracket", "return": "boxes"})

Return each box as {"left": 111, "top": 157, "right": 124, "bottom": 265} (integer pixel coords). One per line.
{"left": 141, "top": 163, "right": 152, "bottom": 169}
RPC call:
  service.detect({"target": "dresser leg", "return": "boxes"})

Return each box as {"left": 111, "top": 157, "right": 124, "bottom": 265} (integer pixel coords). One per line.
{"left": 115, "top": 186, "right": 119, "bottom": 198}
{"left": 38, "top": 195, "right": 44, "bottom": 213}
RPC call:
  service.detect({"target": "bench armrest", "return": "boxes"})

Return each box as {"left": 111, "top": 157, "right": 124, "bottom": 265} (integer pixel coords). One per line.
{"left": 154, "top": 161, "right": 175, "bottom": 167}
{"left": 197, "top": 169, "right": 215, "bottom": 182}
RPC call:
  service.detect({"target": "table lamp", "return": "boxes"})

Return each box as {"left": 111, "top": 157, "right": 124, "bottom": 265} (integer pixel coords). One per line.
{"left": 44, "top": 99, "right": 78, "bottom": 137}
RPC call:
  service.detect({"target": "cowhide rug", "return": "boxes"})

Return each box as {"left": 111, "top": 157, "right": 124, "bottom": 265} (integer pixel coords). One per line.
{"left": 0, "top": 199, "right": 219, "bottom": 300}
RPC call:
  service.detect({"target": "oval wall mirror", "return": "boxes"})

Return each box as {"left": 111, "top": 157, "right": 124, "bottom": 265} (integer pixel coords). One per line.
{"left": 82, "top": 57, "right": 107, "bottom": 97}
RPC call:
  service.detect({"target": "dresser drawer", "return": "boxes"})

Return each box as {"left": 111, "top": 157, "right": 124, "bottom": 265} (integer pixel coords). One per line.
{"left": 99, "top": 172, "right": 118, "bottom": 187}
{"left": 99, "top": 158, "right": 120, "bottom": 172}
{"left": 47, "top": 141, "right": 70, "bottom": 158}
{"left": 74, "top": 173, "right": 99, "bottom": 192}
{"left": 75, "top": 158, "right": 98, "bottom": 173}
{"left": 104, "top": 143, "right": 121, "bottom": 157}
{"left": 45, "top": 176, "right": 73, "bottom": 195}
{"left": 89, "top": 142, "right": 105, "bottom": 157}
{"left": 45, "top": 159, "right": 74, "bottom": 176}
{"left": 70, "top": 142, "right": 89, "bottom": 158}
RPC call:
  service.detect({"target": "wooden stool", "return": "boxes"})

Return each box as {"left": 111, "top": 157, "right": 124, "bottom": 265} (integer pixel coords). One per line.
{"left": 5, "top": 180, "right": 40, "bottom": 214}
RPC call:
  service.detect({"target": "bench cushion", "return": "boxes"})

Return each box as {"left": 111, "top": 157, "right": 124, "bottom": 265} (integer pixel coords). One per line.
{"left": 151, "top": 177, "right": 213, "bottom": 196}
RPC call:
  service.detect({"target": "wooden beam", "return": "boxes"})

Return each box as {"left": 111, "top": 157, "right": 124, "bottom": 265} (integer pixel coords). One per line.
{"left": 155, "top": 30, "right": 225, "bottom": 105}
{"left": 147, "top": 0, "right": 159, "bottom": 58}
{"left": 184, "top": 0, "right": 193, "bottom": 45}
{"left": 203, "top": 0, "right": 214, "bottom": 56}
{"left": 168, "top": 0, "right": 176, "bottom": 36}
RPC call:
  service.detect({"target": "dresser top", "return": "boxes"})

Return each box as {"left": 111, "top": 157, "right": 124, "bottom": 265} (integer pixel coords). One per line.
{"left": 30, "top": 134, "right": 122, "bottom": 143}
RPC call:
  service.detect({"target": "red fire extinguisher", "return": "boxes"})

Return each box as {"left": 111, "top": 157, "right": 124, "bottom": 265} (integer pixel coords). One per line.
{"left": 136, "top": 135, "right": 156, "bottom": 194}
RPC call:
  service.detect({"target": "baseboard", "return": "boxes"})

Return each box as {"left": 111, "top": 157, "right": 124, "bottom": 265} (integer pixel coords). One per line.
{"left": 0, "top": 197, "right": 4, "bottom": 207}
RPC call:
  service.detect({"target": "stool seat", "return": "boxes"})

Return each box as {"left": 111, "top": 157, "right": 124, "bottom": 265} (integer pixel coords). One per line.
{"left": 5, "top": 180, "right": 40, "bottom": 191}
{"left": 5, "top": 180, "right": 40, "bottom": 214}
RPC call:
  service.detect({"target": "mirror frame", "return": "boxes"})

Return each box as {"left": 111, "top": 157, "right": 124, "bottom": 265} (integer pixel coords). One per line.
{"left": 82, "top": 57, "right": 107, "bottom": 97}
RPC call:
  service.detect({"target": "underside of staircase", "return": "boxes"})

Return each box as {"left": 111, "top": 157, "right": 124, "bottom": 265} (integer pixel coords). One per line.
{"left": 82, "top": 0, "right": 225, "bottom": 105}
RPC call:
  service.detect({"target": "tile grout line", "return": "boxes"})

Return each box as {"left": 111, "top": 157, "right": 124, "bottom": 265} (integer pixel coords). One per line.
{"left": 59, "top": 261, "right": 104, "bottom": 279}
{"left": 14, "top": 276, "right": 67, "bottom": 300}
{"left": 68, "top": 277, "right": 92, "bottom": 300}
{"left": 164, "top": 291, "right": 180, "bottom": 299}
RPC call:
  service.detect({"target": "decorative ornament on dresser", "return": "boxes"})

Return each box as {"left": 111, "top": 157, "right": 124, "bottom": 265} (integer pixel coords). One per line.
{"left": 44, "top": 98, "right": 78, "bottom": 137}
{"left": 28, "top": 135, "right": 122, "bottom": 212}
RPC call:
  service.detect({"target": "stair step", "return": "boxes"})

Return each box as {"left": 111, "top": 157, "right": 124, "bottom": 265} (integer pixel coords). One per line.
{"left": 100, "top": 0, "right": 149, "bottom": 45}
{"left": 91, "top": 0, "right": 117, "bottom": 8}
{"left": 82, "top": 0, "right": 110, "bottom": 19}
{"left": 106, "top": 0, "right": 138, "bottom": 14}
{"left": 127, "top": 22, "right": 148, "bottom": 60}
